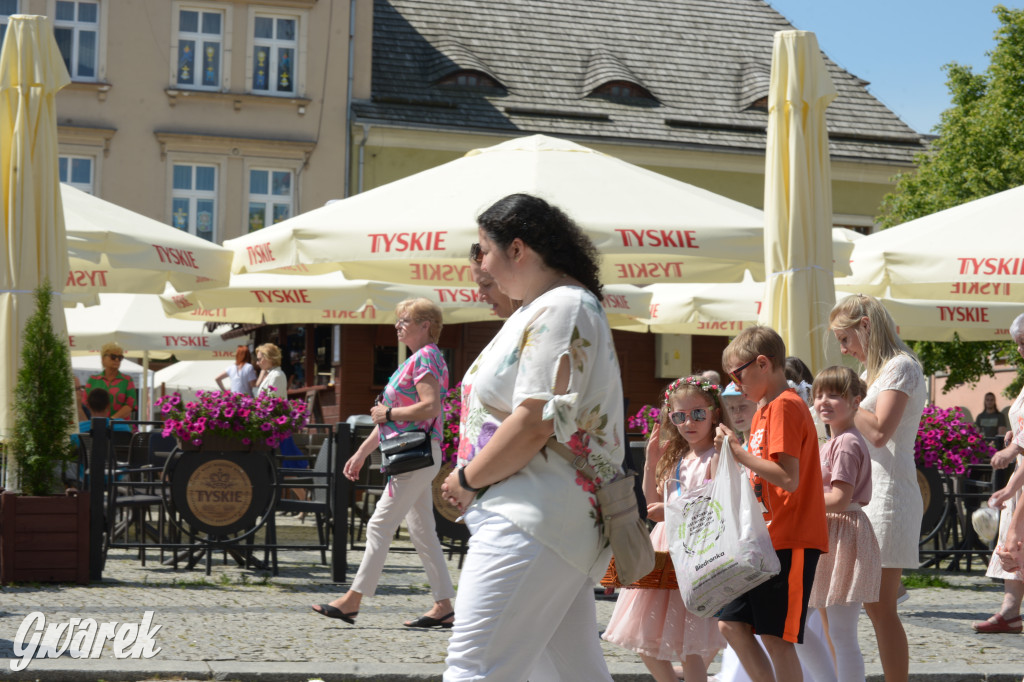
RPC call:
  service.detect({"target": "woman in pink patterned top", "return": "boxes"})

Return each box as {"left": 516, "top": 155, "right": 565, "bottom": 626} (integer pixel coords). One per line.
{"left": 311, "top": 297, "right": 455, "bottom": 630}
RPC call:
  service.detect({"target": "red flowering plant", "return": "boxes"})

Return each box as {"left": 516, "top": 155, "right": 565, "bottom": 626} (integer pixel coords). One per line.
{"left": 627, "top": 405, "right": 662, "bottom": 437}
{"left": 156, "top": 388, "right": 309, "bottom": 449}
{"left": 439, "top": 381, "right": 463, "bottom": 464}
{"left": 914, "top": 405, "right": 995, "bottom": 475}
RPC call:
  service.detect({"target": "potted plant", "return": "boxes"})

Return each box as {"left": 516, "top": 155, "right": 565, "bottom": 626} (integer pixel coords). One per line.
{"left": 156, "top": 388, "right": 309, "bottom": 451}
{"left": 1, "top": 282, "right": 87, "bottom": 584}
{"left": 914, "top": 405, "right": 996, "bottom": 538}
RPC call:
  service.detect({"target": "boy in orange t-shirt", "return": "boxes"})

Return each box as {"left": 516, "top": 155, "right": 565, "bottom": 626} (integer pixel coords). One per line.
{"left": 716, "top": 325, "right": 827, "bottom": 682}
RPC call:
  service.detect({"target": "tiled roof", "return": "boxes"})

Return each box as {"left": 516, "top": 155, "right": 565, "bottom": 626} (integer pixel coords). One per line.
{"left": 353, "top": 0, "right": 926, "bottom": 165}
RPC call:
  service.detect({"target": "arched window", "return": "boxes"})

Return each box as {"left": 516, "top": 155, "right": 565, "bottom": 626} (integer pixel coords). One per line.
{"left": 437, "top": 69, "right": 500, "bottom": 89}
{"left": 591, "top": 80, "right": 655, "bottom": 102}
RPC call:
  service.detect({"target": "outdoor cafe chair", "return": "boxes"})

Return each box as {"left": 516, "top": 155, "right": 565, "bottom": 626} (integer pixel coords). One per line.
{"left": 264, "top": 434, "right": 334, "bottom": 575}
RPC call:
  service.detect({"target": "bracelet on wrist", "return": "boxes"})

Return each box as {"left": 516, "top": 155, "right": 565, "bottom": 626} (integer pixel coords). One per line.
{"left": 385, "top": 407, "right": 392, "bottom": 421}
{"left": 458, "top": 466, "right": 481, "bottom": 493}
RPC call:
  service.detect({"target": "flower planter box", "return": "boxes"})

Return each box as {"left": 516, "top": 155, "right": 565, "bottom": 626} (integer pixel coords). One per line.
{"left": 178, "top": 434, "right": 255, "bottom": 453}
{"left": 0, "top": 489, "right": 89, "bottom": 585}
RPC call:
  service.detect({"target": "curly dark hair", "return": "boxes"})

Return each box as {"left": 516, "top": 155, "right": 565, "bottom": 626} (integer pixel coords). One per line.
{"left": 476, "top": 193, "right": 604, "bottom": 301}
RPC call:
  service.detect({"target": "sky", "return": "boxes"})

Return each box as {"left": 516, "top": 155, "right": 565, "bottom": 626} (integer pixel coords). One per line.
{"left": 765, "top": 1, "right": 1019, "bottom": 134}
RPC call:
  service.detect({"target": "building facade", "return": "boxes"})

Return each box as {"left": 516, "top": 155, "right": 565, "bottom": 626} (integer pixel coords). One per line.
{"left": 2, "top": 0, "right": 369, "bottom": 244}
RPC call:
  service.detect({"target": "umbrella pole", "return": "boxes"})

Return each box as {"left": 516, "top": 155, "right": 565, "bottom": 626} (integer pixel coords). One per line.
{"left": 141, "top": 351, "right": 150, "bottom": 422}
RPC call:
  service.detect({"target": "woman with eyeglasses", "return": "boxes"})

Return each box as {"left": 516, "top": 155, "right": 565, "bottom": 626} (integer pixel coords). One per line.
{"left": 312, "top": 298, "right": 455, "bottom": 629}
{"left": 829, "top": 294, "right": 926, "bottom": 682}
{"left": 440, "top": 194, "right": 624, "bottom": 681}
{"left": 83, "top": 342, "right": 136, "bottom": 420}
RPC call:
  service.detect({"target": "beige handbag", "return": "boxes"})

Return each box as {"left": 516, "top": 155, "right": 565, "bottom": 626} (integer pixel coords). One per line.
{"left": 547, "top": 439, "right": 655, "bottom": 585}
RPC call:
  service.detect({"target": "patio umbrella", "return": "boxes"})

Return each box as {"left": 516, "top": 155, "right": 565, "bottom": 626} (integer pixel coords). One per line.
{"left": 152, "top": 360, "right": 224, "bottom": 404}
{"left": 642, "top": 279, "right": 1023, "bottom": 342}
{"left": 0, "top": 16, "right": 70, "bottom": 484}
{"left": 65, "top": 293, "right": 240, "bottom": 419}
{"left": 757, "top": 31, "right": 841, "bottom": 374}
{"left": 158, "top": 271, "right": 652, "bottom": 330}
{"left": 223, "top": 135, "right": 856, "bottom": 286}
{"left": 835, "top": 184, "right": 1024, "bottom": 302}
{"left": 645, "top": 276, "right": 763, "bottom": 336}
{"left": 62, "top": 183, "right": 234, "bottom": 296}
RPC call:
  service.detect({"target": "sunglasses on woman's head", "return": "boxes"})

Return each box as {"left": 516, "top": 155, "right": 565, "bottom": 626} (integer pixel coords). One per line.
{"left": 669, "top": 408, "right": 707, "bottom": 424}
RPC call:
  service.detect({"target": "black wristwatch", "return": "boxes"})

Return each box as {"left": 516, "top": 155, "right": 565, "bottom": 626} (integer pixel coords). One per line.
{"left": 385, "top": 407, "right": 392, "bottom": 422}
{"left": 458, "top": 467, "right": 481, "bottom": 493}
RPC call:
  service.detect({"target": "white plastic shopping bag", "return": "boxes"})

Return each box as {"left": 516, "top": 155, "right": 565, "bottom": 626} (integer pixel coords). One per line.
{"left": 665, "top": 439, "right": 781, "bottom": 617}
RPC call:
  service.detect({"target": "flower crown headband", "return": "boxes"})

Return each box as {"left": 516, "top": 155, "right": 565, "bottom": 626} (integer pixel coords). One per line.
{"left": 663, "top": 376, "right": 721, "bottom": 404}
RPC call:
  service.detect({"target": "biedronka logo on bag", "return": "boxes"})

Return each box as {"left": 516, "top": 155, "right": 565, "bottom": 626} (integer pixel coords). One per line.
{"left": 676, "top": 493, "right": 726, "bottom": 557}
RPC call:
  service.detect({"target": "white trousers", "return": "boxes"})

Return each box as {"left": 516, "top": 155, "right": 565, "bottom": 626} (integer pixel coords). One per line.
{"left": 350, "top": 441, "right": 455, "bottom": 602}
{"left": 444, "top": 508, "right": 612, "bottom": 682}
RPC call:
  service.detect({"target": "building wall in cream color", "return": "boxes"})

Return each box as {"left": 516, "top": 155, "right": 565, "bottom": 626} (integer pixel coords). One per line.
{"left": 13, "top": 0, "right": 372, "bottom": 245}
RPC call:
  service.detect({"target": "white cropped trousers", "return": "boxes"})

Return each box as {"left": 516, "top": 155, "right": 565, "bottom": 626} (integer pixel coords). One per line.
{"left": 443, "top": 508, "right": 612, "bottom": 682}
{"left": 350, "top": 441, "right": 455, "bottom": 602}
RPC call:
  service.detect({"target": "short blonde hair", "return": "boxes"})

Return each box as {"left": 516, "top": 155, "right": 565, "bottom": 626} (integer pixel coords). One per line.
{"left": 255, "top": 343, "right": 282, "bottom": 367}
{"left": 396, "top": 297, "right": 444, "bottom": 343}
{"left": 100, "top": 342, "right": 125, "bottom": 358}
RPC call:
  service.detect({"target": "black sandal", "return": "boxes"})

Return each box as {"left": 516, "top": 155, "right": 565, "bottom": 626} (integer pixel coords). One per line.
{"left": 404, "top": 611, "right": 454, "bottom": 629}
{"left": 311, "top": 604, "right": 358, "bottom": 624}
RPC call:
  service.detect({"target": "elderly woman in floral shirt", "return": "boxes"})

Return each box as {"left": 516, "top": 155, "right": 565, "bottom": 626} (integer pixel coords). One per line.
{"left": 441, "top": 194, "right": 624, "bottom": 682}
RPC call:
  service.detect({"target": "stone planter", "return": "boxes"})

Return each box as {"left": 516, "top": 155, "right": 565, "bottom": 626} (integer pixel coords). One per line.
{"left": 0, "top": 489, "right": 89, "bottom": 584}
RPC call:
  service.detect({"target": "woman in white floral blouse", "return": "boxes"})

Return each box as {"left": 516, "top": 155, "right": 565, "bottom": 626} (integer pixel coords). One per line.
{"left": 441, "top": 193, "right": 624, "bottom": 681}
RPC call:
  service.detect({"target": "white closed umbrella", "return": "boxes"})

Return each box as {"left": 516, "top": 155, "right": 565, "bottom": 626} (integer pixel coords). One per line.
{"left": 758, "top": 30, "right": 841, "bottom": 374}
{"left": 0, "top": 15, "right": 71, "bottom": 486}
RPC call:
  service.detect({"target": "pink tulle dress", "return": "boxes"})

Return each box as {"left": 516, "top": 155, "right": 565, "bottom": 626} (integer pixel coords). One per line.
{"left": 602, "top": 448, "right": 726, "bottom": 661}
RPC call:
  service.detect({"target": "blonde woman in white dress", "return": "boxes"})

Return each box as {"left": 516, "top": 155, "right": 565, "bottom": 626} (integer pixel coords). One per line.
{"left": 829, "top": 294, "right": 926, "bottom": 682}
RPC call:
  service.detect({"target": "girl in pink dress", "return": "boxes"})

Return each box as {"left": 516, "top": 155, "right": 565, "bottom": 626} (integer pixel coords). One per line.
{"left": 796, "top": 365, "right": 881, "bottom": 682}
{"left": 603, "top": 376, "right": 727, "bottom": 682}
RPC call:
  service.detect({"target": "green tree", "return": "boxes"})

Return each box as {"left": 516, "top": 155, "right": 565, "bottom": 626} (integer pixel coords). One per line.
{"left": 878, "top": 5, "right": 1024, "bottom": 399}
{"left": 9, "top": 282, "right": 76, "bottom": 495}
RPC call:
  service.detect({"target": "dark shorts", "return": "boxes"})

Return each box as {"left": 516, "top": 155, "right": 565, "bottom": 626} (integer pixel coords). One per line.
{"left": 717, "top": 547, "right": 821, "bottom": 644}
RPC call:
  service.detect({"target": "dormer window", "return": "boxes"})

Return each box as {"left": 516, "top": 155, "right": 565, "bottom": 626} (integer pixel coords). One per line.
{"left": 593, "top": 80, "right": 654, "bottom": 100}
{"left": 747, "top": 96, "right": 768, "bottom": 113}
{"left": 582, "top": 50, "right": 657, "bottom": 105}
{"left": 437, "top": 69, "right": 500, "bottom": 89}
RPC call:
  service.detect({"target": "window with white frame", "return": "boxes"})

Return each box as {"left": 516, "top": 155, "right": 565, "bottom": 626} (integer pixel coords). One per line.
{"left": 53, "top": 0, "right": 99, "bottom": 81}
{"left": 251, "top": 14, "right": 296, "bottom": 96}
{"left": 0, "top": 0, "right": 19, "bottom": 50}
{"left": 59, "top": 155, "right": 94, "bottom": 194}
{"left": 171, "top": 163, "right": 217, "bottom": 241}
{"left": 176, "top": 7, "right": 223, "bottom": 90}
{"left": 247, "top": 168, "right": 293, "bottom": 232}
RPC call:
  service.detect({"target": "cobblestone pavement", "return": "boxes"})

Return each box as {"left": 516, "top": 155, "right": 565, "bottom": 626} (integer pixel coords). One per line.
{"left": 1, "top": 517, "right": 1022, "bottom": 681}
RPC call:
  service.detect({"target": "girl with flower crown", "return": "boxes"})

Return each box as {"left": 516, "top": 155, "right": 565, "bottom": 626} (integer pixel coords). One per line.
{"left": 602, "top": 376, "right": 727, "bottom": 682}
